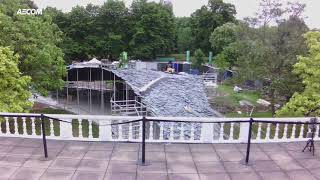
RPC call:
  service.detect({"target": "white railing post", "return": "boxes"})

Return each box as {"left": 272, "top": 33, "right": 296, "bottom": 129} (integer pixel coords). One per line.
{"left": 149, "top": 121, "right": 154, "bottom": 140}
{"left": 5, "top": 117, "right": 10, "bottom": 135}
{"left": 22, "top": 117, "right": 27, "bottom": 135}
{"left": 283, "top": 124, "right": 288, "bottom": 140}
{"left": 60, "top": 119, "right": 72, "bottom": 140}
{"left": 169, "top": 122, "right": 174, "bottom": 141}
{"left": 159, "top": 122, "right": 164, "bottom": 141}
{"left": 128, "top": 121, "right": 133, "bottom": 141}
{"left": 99, "top": 120, "right": 112, "bottom": 141}
{"left": 118, "top": 122, "right": 123, "bottom": 140}
{"left": 219, "top": 123, "right": 224, "bottom": 141}
{"left": 190, "top": 123, "right": 194, "bottom": 141}
{"left": 274, "top": 123, "right": 279, "bottom": 140}
{"left": 31, "top": 117, "right": 36, "bottom": 136}
{"left": 50, "top": 120, "right": 55, "bottom": 137}
{"left": 201, "top": 123, "right": 214, "bottom": 143}
{"left": 291, "top": 124, "right": 297, "bottom": 139}
{"left": 299, "top": 124, "right": 304, "bottom": 139}
{"left": 239, "top": 121, "right": 250, "bottom": 143}
{"left": 229, "top": 123, "right": 234, "bottom": 140}
{"left": 256, "top": 122, "right": 262, "bottom": 140}
{"left": 78, "top": 118, "right": 83, "bottom": 138}
{"left": 266, "top": 123, "right": 271, "bottom": 140}
{"left": 88, "top": 119, "right": 93, "bottom": 139}
{"left": 314, "top": 124, "right": 319, "bottom": 140}
{"left": 14, "top": 117, "right": 19, "bottom": 135}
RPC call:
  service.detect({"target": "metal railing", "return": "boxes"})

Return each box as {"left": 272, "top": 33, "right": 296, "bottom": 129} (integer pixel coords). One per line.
{"left": 0, "top": 113, "right": 318, "bottom": 165}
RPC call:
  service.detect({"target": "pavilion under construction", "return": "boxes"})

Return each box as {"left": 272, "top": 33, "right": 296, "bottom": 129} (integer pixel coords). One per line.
{"left": 52, "top": 59, "right": 220, "bottom": 117}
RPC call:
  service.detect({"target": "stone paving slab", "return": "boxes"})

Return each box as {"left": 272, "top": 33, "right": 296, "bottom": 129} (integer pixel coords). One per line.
{"left": 39, "top": 169, "right": 75, "bottom": 180}
{"left": 0, "top": 137, "right": 320, "bottom": 180}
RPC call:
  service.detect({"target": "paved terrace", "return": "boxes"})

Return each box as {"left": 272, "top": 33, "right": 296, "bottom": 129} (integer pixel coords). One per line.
{"left": 0, "top": 137, "right": 320, "bottom": 180}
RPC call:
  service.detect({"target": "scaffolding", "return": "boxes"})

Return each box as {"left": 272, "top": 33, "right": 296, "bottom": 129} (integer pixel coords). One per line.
{"left": 58, "top": 62, "right": 149, "bottom": 116}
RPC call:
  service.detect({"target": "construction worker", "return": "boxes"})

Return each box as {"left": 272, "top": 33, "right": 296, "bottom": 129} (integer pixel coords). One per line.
{"left": 166, "top": 61, "right": 175, "bottom": 74}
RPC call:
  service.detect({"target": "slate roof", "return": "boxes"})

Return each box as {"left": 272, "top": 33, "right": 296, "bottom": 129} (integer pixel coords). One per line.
{"left": 111, "top": 68, "right": 220, "bottom": 117}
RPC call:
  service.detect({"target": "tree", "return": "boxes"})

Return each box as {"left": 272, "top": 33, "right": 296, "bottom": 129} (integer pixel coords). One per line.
{"left": 233, "top": 1, "right": 308, "bottom": 116}
{"left": 209, "top": 22, "right": 239, "bottom": 68}
{"left": 0, "top": 1, "right": 66, "bottom": 95}
{"left": 190, "top": 0, "right": 236, "bottom": 53}
{"left": 175, "top": 17, "right": 192, "bottom": 53}
{"left": 277, "top": 31, "right": 320, "bottom": 117}
{"left": 129, "top": 0, "right": 175, "bottom": 59}
{"left": 192, "top": 49, "right": 205, "bottom": 70}
{"left": 0, "top": 47, "right": 32, "bottom": 112}
{"left": 55, "top": 5, "right": 95, "bottom": 61}
{"left": 95, "top": 0, "right": 130, "bottom": 60}
{"left": 210, "top": 23, "right": 238, "bottom": 53}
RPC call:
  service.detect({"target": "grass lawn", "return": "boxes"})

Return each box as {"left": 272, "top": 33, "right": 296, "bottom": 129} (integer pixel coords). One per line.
{"left": 31, "top": 108, "right": 74, "bottom": 114}
{"left": 217, "top": 84, "right": 261, "bottom": 107}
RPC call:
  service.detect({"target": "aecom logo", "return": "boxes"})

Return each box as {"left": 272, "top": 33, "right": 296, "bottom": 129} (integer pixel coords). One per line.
{"left": 17, "top": 9, "right": 43, "bottom": 15}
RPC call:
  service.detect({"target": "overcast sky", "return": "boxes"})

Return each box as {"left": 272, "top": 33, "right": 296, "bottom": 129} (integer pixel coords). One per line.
{"left": 33, "top": 0, "right": 320, "bottom": 29}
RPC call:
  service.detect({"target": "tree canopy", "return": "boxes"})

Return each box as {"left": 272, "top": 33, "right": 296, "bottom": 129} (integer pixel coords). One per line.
{"left": 190, "top": 0, "right": 236, "bottom": 53}
{"left": 209, "top": 22, "right": 240, "bottom": 68}
{"left": 192, "top": 49, "right": 205, "bottom": 70}
{"left": 277, "top": 31, "right": 320, "bottom": 116}
{"left": 47, "top": 0, "right": 175, "bottom": 61}
{"left": 0, "top": 47, "right": 32, "bottom": 112}
{"left": 0, "top": 0, "right": 66, "bottom": 95}
{"left": 129, "top": 0, "right": 175, "bottom": 59}
{"left": 208, "top": 0, "right": 309, "bottom": 116}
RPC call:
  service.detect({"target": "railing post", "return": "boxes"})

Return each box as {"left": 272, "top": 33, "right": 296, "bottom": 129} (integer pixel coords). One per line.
{"left": 241, "top": 118, "right": 253, "bottom": 165}
{"left": 239, "top": 119, "right": 250, "bottom": 143}
{"left": 41, "top": 114, "right": 48, "bottom": 159}
{"left": 138, "top": 117, "right": 149, "bottom": 166}
{"left": 201, "top": 122, "right": 214, "bottom": 143}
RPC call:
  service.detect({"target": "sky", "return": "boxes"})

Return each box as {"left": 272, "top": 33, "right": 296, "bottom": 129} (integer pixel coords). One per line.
{"left": 33, "top": 0, "right": 320, "bottom": 29}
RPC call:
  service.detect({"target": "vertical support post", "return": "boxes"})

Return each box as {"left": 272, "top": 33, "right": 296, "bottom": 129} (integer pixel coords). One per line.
{"left": 101, "top": 67, "right": 104, "bottom": 114}
{"left": 41, "top": 114, "right": 48, "bottom": 158}
{"left": 113, "top": 74, "right": 116, "bottom": 101}
{"left": 201, "top": 122, "right": 214, "bottom": 143}
{"left": 138, "top": 117, "right": 149, "bottom": 166}
{"left": 142, "top": 117, "right": 146, "bottom": 164}
{"left": 66, "top": 69, "right": 69, "bottom": 110}
{"left": 77, "top": 68, "right": 80, "bottom": 114}
{"left": 126, "top": 83, "right": 128, "bottom": 113}
{"left": 89, "top": 68, "right": 92, "bottom": 113}
{"left": 242, "top": 118, "right": 253, "bottom": 165}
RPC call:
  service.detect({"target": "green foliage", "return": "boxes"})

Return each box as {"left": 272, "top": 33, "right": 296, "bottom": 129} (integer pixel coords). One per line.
{"left": 192, "top": 49, "right": 205, "bottom": 69}
{"left": 31, "top": 108, "right": 73, "bottom": 114}
{"left": 277, "top": 31, "right": 320, "bottom": 116}
{"left": 175, "top": 17, "right": 192, "bottom": 53}
{"left": 190, "top": 0, "right": 236, "bottom": 53}
{"left": 210, "top": 22, "right": 238, "bottom": 53}
{"left": 221, "top": 1, "right": 309, "bottom": 116}
{"left": 0, "top": 47, "right": 32, "bottom": 112}
{"left": 130, "top": 0, "right": 175, "bottom": 59}
{"left": 48, "top": 0, "right": 175, "bottom": 61}
{"left": 95, "top": 0, "right": 129, "bottom": 59}
{"left": 0, "top": 0, "right": 66, "bottom": 95}
{"left": 217, "top": 84, "right": 261, "bottom": 107}
{"left": 209, "top": 23, "right": 241, "bottom": 68}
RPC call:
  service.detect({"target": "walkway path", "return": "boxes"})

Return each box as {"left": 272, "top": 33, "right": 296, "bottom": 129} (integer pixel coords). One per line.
{"left": 0, "top": 137, "right": 319, "bottom": 180}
